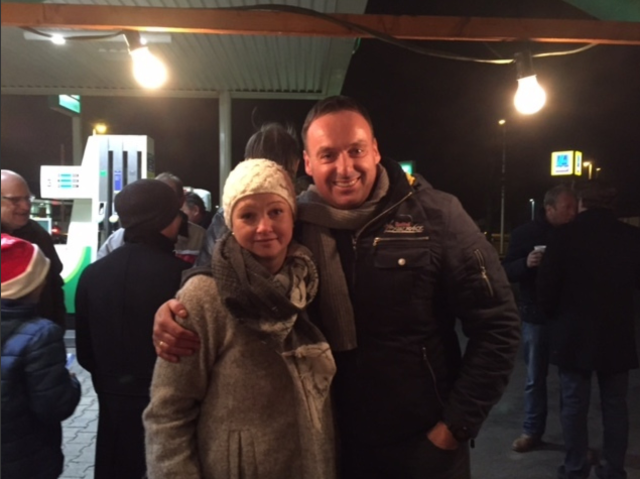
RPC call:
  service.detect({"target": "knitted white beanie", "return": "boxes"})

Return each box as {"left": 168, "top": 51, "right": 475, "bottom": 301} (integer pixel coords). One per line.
{"left": 222, "top": 158, "right": 297, "bottom": 228}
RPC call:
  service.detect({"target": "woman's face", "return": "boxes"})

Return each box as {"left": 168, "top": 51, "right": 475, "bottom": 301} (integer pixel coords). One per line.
{"left": 231, "top": 193, "right": 294, "bottom": 273}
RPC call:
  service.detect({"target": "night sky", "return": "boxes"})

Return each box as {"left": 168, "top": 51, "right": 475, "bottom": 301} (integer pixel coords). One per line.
{"left": 1, "top": 0, "right": 639, "bottom": 234}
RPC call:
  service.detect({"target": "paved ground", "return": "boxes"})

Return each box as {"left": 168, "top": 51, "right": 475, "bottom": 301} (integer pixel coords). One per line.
{"left": 60, "top": 343, "right": 97, "bottom": 479}
{"left": 60, "top": 321, "right": 640, "bottom": 479}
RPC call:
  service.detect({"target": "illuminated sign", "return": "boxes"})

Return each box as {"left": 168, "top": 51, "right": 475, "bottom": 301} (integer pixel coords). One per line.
{"left": 574, "top": 151, "right": 582, "bottom": 176}
{"left": 48, "top": 94, "right": 81, "bottom": 116}
{"left": 399, "top": 161, "right": 415, "bottom": 175}
{"left": 551, "top": 151, "right": 582, "bottom": 176}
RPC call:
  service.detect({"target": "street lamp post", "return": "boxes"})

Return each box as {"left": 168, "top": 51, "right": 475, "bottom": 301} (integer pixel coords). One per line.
{"left": 498, "top": 119, "right": 507, "bottom": 255}
{"left": 584, "top": 161, "right": 593, "bottom": 180}
{"left": 529, "top": 198, "right": 535, "bottom": 220}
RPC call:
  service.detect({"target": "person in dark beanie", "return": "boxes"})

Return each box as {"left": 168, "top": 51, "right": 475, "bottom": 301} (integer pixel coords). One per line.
{"left": 1, "top": 234, "right": 81, "bottom": 479}
{"left": 97, "top": 172, "right": 207, "bottom": 265}
{"left": 538, "top": 180, "right": 640, "bottom": 479}
{"left": 75, "top": 179, "right": 190, "bottom": 479}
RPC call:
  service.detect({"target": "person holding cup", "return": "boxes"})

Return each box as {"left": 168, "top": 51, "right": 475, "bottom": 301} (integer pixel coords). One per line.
{"left": 502, "top": 185, "right": 577, "bottom": 452}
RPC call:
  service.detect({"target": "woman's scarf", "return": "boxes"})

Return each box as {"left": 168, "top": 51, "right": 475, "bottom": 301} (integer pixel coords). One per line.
{"left": 212, "top": 232, "right": 319, "bottom": 341}
{"left": 296, "top": 165, "right": 390, "bottom": 351}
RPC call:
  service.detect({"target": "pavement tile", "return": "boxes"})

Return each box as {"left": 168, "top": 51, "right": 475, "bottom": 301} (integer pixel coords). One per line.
{"left": 62, "top": 443, "right": 89, "bottom": 461}
{"left": 59, "top": 320, "right": 640, "bottom": 479}
{"left": 60, "top": 462, "right": 88, "bottom": 478}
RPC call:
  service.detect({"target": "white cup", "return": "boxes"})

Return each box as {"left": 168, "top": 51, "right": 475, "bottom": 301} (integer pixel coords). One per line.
{"left": 533, "top": 245, "right": 546, "bottom": 253}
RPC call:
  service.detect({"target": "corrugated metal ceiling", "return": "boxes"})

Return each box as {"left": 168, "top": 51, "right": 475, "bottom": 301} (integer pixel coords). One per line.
{"left": 1, "top": 0, "right": 368, "bottom": 98}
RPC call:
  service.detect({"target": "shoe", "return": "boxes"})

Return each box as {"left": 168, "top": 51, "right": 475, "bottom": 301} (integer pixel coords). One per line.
{"left": 557, "top": 464, "right": 591, "bottom": 479}
{"left": 512, "top": 434, "right": 543, "bottom": 452}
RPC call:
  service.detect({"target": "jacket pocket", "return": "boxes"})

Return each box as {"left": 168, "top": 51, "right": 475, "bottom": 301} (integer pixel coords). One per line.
{"left": 373, "top": 236, "right": 430, "bottom": 268}
{"left": 228, "top": 430, "right": 258, "bottom": 479}
{"left": 369, "top": 237, "right": 432, "bottom": 307}
{"left": 421, "top": 345, "right": 445, "bottom": 408}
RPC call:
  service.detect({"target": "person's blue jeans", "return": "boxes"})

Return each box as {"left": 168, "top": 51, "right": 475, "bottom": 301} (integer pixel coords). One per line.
{"left": 558, "top": 368, "right": 629, "bottom": 479}
{"left": 522, "top": 321, "right": 551, "bottom": 437}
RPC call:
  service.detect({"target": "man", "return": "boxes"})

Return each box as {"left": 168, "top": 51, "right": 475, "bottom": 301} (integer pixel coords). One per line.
{"left": 182, "top": 192, "right": 213, "bottom": 230}
{"left": 502, "top": 185, "right": 577, "bottom": 452}
{"left": 1, "top": 169, "right": 66, "bottom": 329}
{"left": 155, "top": 96, "right": 520, "bottom": 479}
{"left": 75, "top": 179, "right": 190, "bottom": 479}
{"left": 537, "top": 180, "right": 640, "bottom": 479}
{"left": 97, "top": 172, "right": 206, "bottom": 264}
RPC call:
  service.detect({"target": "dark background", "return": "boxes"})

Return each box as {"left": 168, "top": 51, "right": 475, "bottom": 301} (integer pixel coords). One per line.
{"left": 2, "top": 0, "right": 639, "bottom": 233}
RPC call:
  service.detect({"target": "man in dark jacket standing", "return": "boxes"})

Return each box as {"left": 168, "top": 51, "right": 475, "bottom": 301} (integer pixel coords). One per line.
{"left": 538, "top": 180, "right": 640, "bottom": 479}
{"left": 502, "top": 185, "right": 577, "bottom": 452}
{"left": 154, "top": 96, "right": 521, "bottom": 479}
{"left": 75, "top": 179, "right": 190, "bottom": 479}
{"left": 1, "top": 170, "right": 67, "bottom": 329}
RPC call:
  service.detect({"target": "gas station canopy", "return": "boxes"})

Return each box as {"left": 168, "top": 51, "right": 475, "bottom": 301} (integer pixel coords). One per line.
{"left": 1, "top": 0, "right": 368, "bottom": 99}
{"left": 2, "top": 0, "right": 640, "bottom": 99}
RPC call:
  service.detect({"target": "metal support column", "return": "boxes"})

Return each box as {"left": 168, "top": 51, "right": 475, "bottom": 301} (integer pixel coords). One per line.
{"left": 499, "top": 121, "right": 507, "bottom": 256}
{"left": 72, "top": 115, "right": 83, "bottom": 165}
{"left": 218, "top": 91, "right": 232, "bottom": 205}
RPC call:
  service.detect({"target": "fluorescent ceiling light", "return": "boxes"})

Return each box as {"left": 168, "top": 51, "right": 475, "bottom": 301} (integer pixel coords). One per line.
{"left": 23, "top": 31, "right": 172, "bottom": 44}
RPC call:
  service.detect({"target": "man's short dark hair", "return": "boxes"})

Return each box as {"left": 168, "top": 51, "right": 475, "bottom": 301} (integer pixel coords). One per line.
{"left": 184, "top": 191, "right": 206, "bottom": 213}
{"left": 244, "top": 123, "right": 300, "bottom": 179}
{"left": 301, "top": 95, "right": 375, "bottom": 148}
{"left": 543, "top": 184, "right": 575, "bottom": 208}
{"left": 155, "top": 172, "right": 184, "bottom": 200}
{"left": 576, "top": 180, "right": 617, "bottom": 210}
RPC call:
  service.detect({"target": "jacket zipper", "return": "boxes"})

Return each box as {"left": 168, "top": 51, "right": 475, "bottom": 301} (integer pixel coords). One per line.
{"left": 473, "top": 249, "right": 494, "bottom": 298}
{"left": 349, "top": 191, "right": 414, "bottom": 295}
{"left": 372, "top": 236, "right": 430, "bottom": 248}
{"left": 421, "top": 346, "right": 445, "bottom": 407}
{"left": 352, "top": 191, "right": 414, "bottom": 254}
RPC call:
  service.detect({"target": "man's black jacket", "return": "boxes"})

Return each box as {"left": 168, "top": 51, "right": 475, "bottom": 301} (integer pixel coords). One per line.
{"left": 537, "top": 208, "right": 640, "bottom": 372}
{"left": 304, "top": 158, "right": 520, "bottom": 446}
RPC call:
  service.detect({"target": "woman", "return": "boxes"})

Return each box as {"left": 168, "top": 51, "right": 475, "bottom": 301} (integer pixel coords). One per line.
{"left": 144, "top": 159, "right": 336, "bottom": 479}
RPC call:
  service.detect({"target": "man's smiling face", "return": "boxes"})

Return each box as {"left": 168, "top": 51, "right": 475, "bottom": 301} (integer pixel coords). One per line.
{"left": 304, "top": 110, "right": 381, "bottom": 210}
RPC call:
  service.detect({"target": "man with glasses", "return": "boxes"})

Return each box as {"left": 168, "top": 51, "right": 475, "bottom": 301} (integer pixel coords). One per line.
{"left": 1, "top": 170, "right": 66, "bottom": 329}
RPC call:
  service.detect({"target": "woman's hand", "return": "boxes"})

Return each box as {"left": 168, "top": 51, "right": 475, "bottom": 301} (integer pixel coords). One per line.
{"left": 153, "top": 299, "right": 201, "bottom": 362}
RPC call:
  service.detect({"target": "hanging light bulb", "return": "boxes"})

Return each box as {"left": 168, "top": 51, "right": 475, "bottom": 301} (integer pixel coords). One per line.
{"left": 123, "top": 31, "right": 168, "bottom": 89}
{"left": 513, "top": 51, "right": 546, "bottom": 115}
{"left": 50, "top": 34, "right": 66, "bottom": 45}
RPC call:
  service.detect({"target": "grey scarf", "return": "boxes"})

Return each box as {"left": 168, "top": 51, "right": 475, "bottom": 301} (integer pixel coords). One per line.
{"left": 296, "top": 165, "right": 390, "bottom": 351}
{"left": 213, "top": 233, "right": 318, "bottom": 340}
